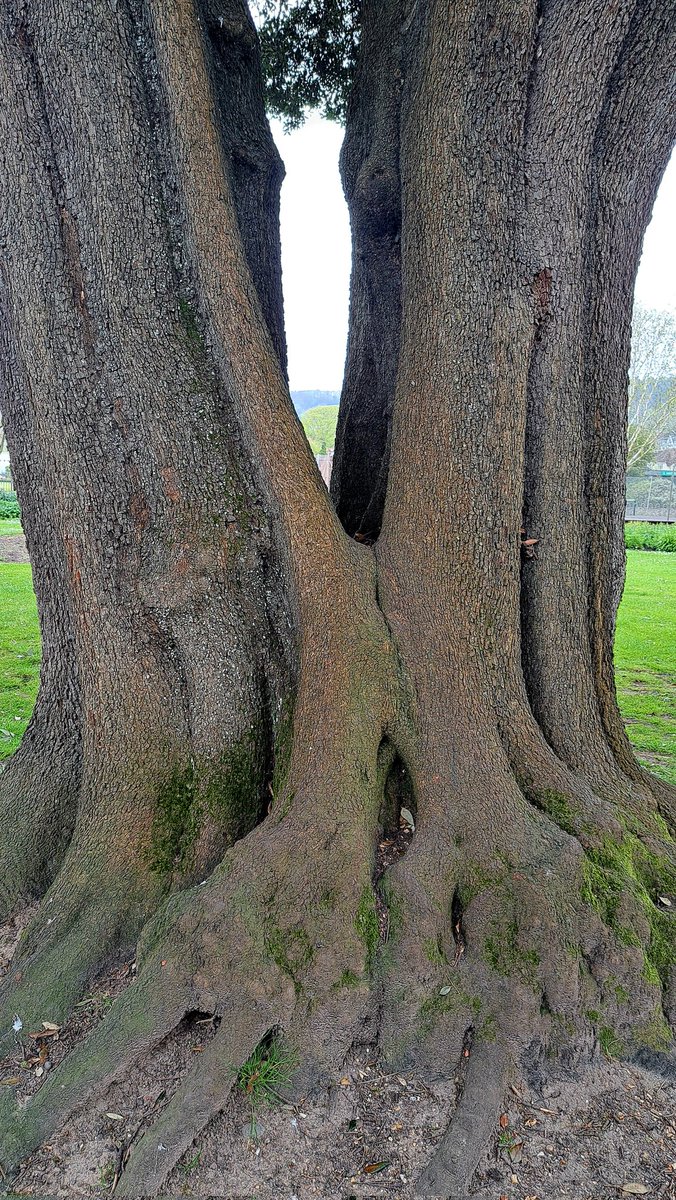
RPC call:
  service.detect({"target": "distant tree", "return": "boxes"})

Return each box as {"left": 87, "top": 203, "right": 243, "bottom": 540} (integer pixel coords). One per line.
{"left": 627, "top": 306, "right": 676, "bottom": 471}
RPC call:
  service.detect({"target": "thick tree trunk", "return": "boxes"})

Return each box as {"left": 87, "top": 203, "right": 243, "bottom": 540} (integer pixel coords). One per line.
{"left": 520, "top": 0, "right": 676, "bottom": 805}
{"left": 330, "top": 0, "right": 403, "bottom": 539}
{"left": 0, "top": 0, "right": 293, "bottom": 1018}
{"left": 0, "top": 2, "right": 675, "bottom": 1197}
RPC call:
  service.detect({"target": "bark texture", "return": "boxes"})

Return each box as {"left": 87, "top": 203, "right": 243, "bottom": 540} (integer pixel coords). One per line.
{"left": 0, "top": 1, "right": 675, "bottom": 1197}
{"left": 0, "top": 0, "right": 293, "bottom": 1018}
{"left": 330, "top": 0, "right": 403, "bottom": 539}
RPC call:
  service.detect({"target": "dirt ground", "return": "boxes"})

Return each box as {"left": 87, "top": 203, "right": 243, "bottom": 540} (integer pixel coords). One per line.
{"left": 0, "top": 535, "right": 29, "bottom": 564}
{"left": 1, "top": 903, "right": 675, "bottom": 1200}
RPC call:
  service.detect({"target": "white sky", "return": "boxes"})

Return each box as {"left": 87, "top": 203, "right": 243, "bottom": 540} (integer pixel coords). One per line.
{"left": 273, "top": 117, "right": 676, "bottom": 393}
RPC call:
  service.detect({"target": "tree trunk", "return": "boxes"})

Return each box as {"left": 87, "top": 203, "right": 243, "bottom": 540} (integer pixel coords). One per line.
{"left": 330, "top": 0, "right": 403, "bottom": 539}
{"left": 0, "top": 2, "right": 675, "bottom": 1197}
{"left": 0, "top": 0, "right": 293, "bottom": 1020}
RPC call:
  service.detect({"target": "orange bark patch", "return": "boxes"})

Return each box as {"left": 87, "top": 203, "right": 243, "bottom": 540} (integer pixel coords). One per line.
{"left": 160, "top": 467, "right": 181, "bottom": 505}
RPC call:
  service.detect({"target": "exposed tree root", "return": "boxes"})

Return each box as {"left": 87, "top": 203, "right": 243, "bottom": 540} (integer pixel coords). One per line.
{"left": 113, "top": 1013, "right": 277, "bottom": 1196}
{"left": 0, "top": 639, "right": 673, "bottom": 1200}
{"left": 0, "top": 762, "right": 673, "bottom": 1198}
{"left": 416, "top": 1041, "right": 508, "bottom": 1198}
{"left": 0, "top": 726, "right": 80, "bottom": 921}
{"left": 0, "top": 865, "right": 162, "bottom": 1059}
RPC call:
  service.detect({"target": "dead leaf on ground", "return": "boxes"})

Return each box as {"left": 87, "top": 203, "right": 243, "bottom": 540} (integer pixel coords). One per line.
{"left": 621, "top": 1186, "right": 650, "bottom": 1196}
{"left": 363, "top": 1161, "right": 390, "bottom": 1174}
{"left": 499, "top": 1113, "right": 509, "bottom": 1128}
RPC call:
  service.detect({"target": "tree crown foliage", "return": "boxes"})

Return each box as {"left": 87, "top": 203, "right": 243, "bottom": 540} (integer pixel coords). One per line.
{"left": 627, "top": 307, "right": 676, "bottom": 470}
{"left": 252, "top": 0, "right": 360, "bottom": 127}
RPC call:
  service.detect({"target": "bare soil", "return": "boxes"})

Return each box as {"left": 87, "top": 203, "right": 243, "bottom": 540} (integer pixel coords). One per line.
{"left": 1, "top": 903, "right": 674, "bottom": 1200}
{"left": 0, "top": 536, "right": 29, "bottom": 564}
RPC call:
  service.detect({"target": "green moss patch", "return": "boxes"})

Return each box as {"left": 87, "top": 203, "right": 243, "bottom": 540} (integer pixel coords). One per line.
{"left": 419, "top": 979, "right": 481, "bottom": 1035}
{"left": 484, "top": 919, "right": 540, "bottom": 979}
{"left": 529, "top": 789, "right": 581, "bottom": 836}
{"left": 146, "top": 762, "right": 201, "bottom": 877}
{"left": 264, "top": 924, "right": 314, "bottom": 994}
{"left": 146, "top": 738, "right": 262, "bottom": 879}
{"left": 355, "top": 886, "right": 379, "bottom": 972}
{"left": 599, "top": 1025, "right": 625, "bottom": 1058}
{"left": 581, "top": 835, "right": 676, "bottom": 986}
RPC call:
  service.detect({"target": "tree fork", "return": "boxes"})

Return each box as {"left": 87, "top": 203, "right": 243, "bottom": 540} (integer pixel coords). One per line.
{"left": 0, "top": 0, "right": 675, "bottom": 1196}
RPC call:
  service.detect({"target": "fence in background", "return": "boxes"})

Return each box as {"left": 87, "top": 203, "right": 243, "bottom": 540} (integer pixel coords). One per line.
{"left": 625, "top": 470, "right": 676, "bottom": 523}
{"left": 1, "top": 471, "right": 674, "bottom": 522}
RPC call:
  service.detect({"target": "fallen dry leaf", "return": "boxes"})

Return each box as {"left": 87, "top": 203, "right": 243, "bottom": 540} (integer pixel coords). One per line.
{"left": 363, "top": 1161, "right": 390, "bottom": 1174}
{"left": 499, "top": 1113, "right": 509, "bottom": 1129}
{"left": 622, "top": 1186, "right": 650, "bottom": 1196}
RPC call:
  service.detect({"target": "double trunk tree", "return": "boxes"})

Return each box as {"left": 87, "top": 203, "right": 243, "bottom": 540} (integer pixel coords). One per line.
{"left": 0, "top": 0, "right": 675, "bottom": 1195}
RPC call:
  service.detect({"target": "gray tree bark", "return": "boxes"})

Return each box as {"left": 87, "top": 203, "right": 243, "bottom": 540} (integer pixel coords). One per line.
{"left": 0, "top": 3, "right": 674, "bottom": 1198}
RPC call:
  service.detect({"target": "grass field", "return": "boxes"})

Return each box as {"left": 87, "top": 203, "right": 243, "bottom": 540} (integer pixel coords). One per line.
{"left": 0, "top": 563, "right": 40, "bottom": 759}
{"left": 0, "top": 551, "right": 674, "bottom": 782}
{"left": 0, "top": 519, "right": 24, "bottom": 538}
{"left": 614, "top": 549, "right": 676, "bottom": 786}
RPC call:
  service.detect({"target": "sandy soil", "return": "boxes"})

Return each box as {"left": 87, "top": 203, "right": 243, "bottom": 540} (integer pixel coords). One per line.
{"left": 0, "top": 535, "right": 29, "bottom": 564}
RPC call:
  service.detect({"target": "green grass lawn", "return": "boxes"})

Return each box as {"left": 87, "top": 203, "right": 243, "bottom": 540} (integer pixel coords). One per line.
{"left": 0, "top": 519, "right": 24, "bottom": 537}
{"left": 614, "top": 549, "right": 676, "bottom": 786}
{"left": 0, "top": 551, "right": 674, "bottom": 784}
{"left": 0, "top": 563, "right": 40, "bottom": 759}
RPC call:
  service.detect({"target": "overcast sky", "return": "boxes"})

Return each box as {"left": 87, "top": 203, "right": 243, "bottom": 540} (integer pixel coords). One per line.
{"left": 273, "top": 115, "right": 676, "bottom": 394}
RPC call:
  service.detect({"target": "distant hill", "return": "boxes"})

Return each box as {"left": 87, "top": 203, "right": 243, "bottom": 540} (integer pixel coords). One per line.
{"left": 292, "top": 390, "right": 340, "bottom": 415}
{"left": 300, "top": 405, "right": 339, "bottom": 455}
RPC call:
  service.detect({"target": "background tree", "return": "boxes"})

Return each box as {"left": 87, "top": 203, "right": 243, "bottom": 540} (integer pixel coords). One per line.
{"left": 627, "top": 306, "right": 676, "bottom": 471}
{"left": 0, "top": 3, "right": 675, "bottom": 1198}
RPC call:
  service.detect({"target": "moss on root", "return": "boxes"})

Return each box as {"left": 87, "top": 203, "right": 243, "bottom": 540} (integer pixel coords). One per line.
{"left": 456, "top": 862, "right": 506, "bottom": 909}
{"left": 355, "top": 886, "right": 379, "bottom": 973}
{"left": 580, "top": 835, "right": 676, "bottom": 986}
{"left": 633, "top": 1008, "right": 673, "bottom": 1053}
{"left": 418, "top": 978, "right": 482, "bottom": 1036}
{"left": 529, "top": 789, "right": 582, "bottom": 836}
{"left": 145, "top": 736, "right": 263, "bottom": 879}
{"left": 423, "top": 937, "right": 447, "bottom": 966}
{"left": 483, "top": 918, "right": 540, "bottom": 980}
{"left": 264, "top": 924, "right": 314, "bottom": 995}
